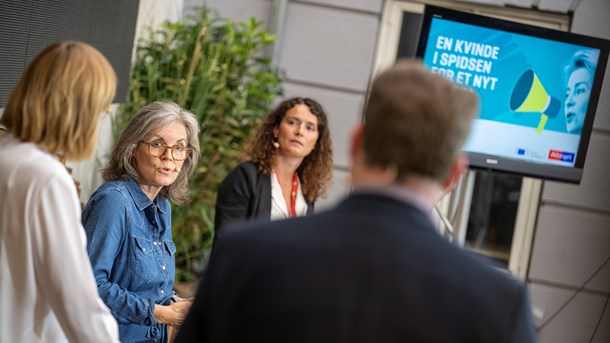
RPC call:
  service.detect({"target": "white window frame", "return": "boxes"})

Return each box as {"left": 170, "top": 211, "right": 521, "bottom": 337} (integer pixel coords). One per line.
{"left": 374, "top": 0, "right": 569, "bottom": 281}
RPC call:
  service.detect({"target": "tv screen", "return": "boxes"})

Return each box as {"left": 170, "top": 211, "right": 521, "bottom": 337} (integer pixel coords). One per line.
{"left": 415, "top": 5, "right": 610, "bottom": 184}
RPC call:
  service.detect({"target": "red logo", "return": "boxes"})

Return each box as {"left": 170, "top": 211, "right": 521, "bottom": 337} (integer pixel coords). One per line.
{"left": 548, "top": 150, "right": 563, "bottom": 160}
{"left": 548, "top": 150, "right": 575, "bottom": 163}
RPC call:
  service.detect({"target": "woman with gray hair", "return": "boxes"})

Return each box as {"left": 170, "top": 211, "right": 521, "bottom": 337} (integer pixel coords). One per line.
{"left": 82, "top": 101, "right": 200, "bottom": 342}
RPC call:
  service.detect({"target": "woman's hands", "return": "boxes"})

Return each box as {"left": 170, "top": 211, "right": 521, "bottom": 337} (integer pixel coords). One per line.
{"left": 153, "top": 296, "right": 193, "bottom": 328}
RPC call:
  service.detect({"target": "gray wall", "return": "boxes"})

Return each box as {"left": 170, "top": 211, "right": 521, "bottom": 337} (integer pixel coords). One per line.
{"left": 0, "top": 0, "right": 139, "bottom": 106}
{"left": 527, "top": 0, "right": 610, "bottom": 341}
{"left": 146, "top": 0, "right": 610, "bottom": 341}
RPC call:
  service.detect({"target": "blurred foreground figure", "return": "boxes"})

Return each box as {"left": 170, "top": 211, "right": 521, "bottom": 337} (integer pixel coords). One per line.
{"left": 0, "top": 41, "right": 119, "bottom": 342}
{"left": 175, "top": 60, "right": 538, "bottom": 343}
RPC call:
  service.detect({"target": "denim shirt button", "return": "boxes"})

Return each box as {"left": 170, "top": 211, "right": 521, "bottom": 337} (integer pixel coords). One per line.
{"left": 162, "top": 265, "right": 166, "bottom": 270}
{"left": 160, "top": 289, "right": 164, "bottom": 294}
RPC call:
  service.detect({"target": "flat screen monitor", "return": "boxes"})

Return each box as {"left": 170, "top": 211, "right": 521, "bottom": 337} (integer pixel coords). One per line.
{"left": 415, "top": 5, "right": 610, "bottom": 184}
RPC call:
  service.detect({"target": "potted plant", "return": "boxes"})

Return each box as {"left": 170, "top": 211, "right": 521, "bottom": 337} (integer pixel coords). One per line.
{"left": 114, "top": 7, "right": 283, "bottom": 283}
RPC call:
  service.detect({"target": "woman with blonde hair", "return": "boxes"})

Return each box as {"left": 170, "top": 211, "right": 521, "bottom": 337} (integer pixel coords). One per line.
{"left": 0, "top": 41, "right": 119, "bottom": 342}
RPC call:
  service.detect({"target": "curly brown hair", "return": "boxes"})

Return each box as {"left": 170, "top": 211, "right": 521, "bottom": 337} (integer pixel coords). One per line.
{"left": 243, "top": 97, "right": 333, "bottom": 203}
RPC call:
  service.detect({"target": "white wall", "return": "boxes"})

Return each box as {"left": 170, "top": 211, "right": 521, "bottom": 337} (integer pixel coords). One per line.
{"left": 526, "top": 0, "right": 610, "bottom": 341}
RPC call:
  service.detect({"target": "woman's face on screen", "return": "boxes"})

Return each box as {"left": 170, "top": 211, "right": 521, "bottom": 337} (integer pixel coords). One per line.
{"left": 564, "top": 68, "right": 592, "bottom": 134}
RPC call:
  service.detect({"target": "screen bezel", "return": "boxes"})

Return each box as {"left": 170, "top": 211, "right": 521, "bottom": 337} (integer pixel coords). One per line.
{"left": 415, "top": 5, "right": 610, "bottom": 184}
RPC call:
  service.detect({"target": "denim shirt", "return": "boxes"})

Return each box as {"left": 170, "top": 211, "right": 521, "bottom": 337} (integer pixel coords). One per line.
{"left": 82, "top": 177, "right": 176, "bottom": 342}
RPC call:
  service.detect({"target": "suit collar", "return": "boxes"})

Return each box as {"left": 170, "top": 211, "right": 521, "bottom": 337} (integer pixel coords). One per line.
{"left": 335, "top": 192, "right": 438, "bottom": 234}
{"left": 351, "top": 185, "right": 433, "bottom": 215}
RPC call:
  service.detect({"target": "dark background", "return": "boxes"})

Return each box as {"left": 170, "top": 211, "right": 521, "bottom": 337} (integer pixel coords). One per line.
{"left": 0, "top": 0, "right": 140, "bottom": 106}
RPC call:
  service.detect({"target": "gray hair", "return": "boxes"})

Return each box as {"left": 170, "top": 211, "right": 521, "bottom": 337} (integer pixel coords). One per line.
{"left": 103, "top": 101, "right": 200, "bottom": 204}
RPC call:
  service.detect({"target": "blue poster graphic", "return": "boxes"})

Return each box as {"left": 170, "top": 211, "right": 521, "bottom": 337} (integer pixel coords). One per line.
{"left": 422, "top": 18, "right": 599, "bottom": 135}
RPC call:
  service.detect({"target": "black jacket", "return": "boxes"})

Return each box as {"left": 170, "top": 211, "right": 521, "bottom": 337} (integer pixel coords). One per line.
{"left": 178, "top": 192, "right": 538, "bottom": 343}
{"left": 214, "top": 161, "right": 314, "bottom": 235}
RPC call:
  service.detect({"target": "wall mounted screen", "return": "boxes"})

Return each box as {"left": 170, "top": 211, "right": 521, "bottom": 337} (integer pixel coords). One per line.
{"left": 416, "top": 5, "right": 610, "bottom": 183}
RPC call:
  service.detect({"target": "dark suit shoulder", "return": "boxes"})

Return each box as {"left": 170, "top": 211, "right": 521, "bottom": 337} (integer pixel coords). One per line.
{"left": 195, "top": 193, "right": 538, "bottom": 343}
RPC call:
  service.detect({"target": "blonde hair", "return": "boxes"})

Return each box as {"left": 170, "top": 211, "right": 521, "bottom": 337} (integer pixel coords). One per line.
{"left": 0, "top": 41, "right": 117, "bottom": 160}
{"left": 563, "top": 50, "right": 599, "bottom": 85}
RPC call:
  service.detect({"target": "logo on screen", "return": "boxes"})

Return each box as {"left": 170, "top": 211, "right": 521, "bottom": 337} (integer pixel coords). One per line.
{"left": 548, "top": 150, "right": 575, "bottom": 163}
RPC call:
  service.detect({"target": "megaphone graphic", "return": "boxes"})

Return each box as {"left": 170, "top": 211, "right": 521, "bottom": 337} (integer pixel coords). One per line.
{"left": 510, "top": 69, "right": 561, "bottom": 133}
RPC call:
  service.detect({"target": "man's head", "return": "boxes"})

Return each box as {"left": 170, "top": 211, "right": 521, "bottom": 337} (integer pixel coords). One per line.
{"left": 353, "top": 60, "right": 479, "bottom": 189}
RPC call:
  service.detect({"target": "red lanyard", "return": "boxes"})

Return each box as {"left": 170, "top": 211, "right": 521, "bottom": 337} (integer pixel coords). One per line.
{"left": 275, "top": 171, "right": 299, "bottom": 218}
{"left": 289, "top": 172, "right": 298, "bottom": 218}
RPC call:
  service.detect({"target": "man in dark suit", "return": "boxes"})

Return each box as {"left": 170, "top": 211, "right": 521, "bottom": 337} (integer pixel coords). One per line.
{"left": 175, "top": 60, "right": 538, "bottom": 342}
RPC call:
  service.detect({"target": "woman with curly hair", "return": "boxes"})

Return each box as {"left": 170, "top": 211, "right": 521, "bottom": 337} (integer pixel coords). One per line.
{"left": 214, "top": 97, "right": 333, "bottom": 238}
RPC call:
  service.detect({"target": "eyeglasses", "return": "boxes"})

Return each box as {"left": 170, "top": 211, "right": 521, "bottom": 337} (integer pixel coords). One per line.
{"left": 140, "top": 141, "right": 191, "bottom": 161}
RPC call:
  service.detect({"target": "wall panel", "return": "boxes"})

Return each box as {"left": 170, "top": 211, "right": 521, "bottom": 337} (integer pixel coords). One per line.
{"left": 279, "top": 2, "right": 379, "bottom": 92}
{"left": 0, "top": 0, "right": 139, "bottom": 105}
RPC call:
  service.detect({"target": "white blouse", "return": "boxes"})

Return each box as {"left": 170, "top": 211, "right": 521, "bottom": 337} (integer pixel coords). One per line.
{"left": 0, "top": 134, "right": 118, "bottom": 342}
{"left": 270, "top": 171, "right": 308, "bottom": 220}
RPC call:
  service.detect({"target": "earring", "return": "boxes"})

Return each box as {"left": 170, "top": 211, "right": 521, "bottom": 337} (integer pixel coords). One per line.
{"left": 272, "top": 135, "right": 280, "bottom": 149}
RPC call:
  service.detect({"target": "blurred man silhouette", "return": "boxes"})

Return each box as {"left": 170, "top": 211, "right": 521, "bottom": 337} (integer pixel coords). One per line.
{"left": 175, "top": 60, "right": 538, "bottom": 343}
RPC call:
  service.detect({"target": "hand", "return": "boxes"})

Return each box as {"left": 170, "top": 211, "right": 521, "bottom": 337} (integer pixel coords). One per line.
{"left": 153, "top": 298, "right": 193, "bottom": 328}
{"left": 173, "top": 295, "right": 195, "bottom": 302}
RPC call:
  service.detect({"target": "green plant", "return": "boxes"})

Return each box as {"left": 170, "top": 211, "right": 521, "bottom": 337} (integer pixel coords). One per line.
{"left": 115, "top": 7, "right": 283, "bottom": 281}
